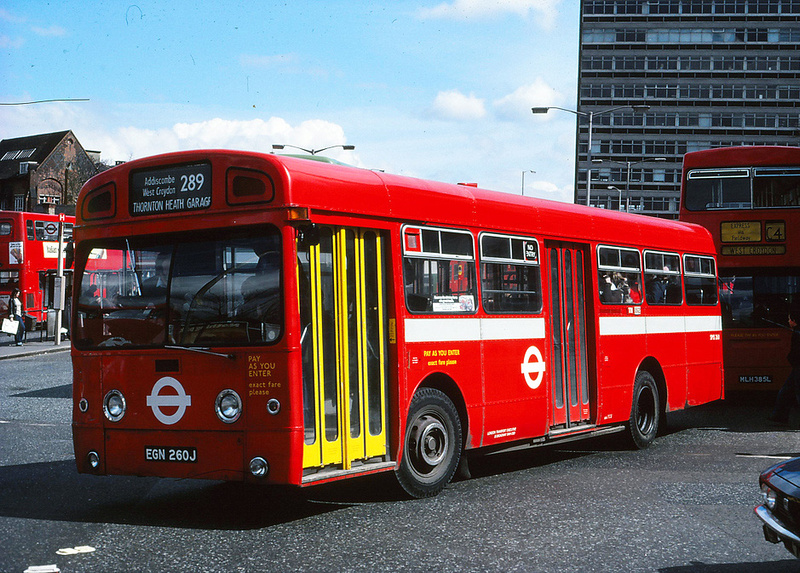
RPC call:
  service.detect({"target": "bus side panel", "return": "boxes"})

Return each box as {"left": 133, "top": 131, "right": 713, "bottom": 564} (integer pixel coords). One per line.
{"left": 644, "top": 325, "right": 688, "bottom": 412}
{"left": 482, "top": 337, "right": 549, "bottom": 446}
{"left": 685, "top": 324, "right": 724, "bottom": 406}
{"left": 403, "top": 336, "right": 483, "bottom": 450}
{"left": 595, "top": 313, "right": 647, "bottom": 425}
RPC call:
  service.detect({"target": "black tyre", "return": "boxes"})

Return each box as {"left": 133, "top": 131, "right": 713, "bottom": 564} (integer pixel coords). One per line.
{"left": 628, "top": 371, "right": 660, "bottom": 449}
{"left": 396, "top": 387, "right": 462, "bottom": 498}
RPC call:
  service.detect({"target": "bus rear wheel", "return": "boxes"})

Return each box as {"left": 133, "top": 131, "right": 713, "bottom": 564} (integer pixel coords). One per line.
{"left": 628, "top": 371, "right": 660, "bottom": 449}
{"left": 397, "top": 388, "right": 462, "bottom": 498}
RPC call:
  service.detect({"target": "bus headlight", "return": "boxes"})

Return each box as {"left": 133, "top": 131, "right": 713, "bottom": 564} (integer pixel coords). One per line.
{"left": 215, "top": 389, "right": 242, "bottom": 423}
{"left": 103, "top": 390, "right": 126, "bottom": 422}
{"left": 249, "top": 457, "right": 269, "bottom": 477}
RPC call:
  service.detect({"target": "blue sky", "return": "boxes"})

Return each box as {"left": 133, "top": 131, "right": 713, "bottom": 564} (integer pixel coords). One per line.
{"left": 1, "top": 0, "right": 580, "bottom": 202}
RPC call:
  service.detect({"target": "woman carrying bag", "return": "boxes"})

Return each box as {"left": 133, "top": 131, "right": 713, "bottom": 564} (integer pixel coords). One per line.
{"left": 8, "top": 288, "right": 25, "bottom": 346}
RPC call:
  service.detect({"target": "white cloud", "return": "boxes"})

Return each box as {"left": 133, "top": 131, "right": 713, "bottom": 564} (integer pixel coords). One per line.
{"left": 239, "top": 53, "right": 299, "bottom": 69}
{"left": 0, "top": 8, "right": 26, "bottom": 24}
{"left": 493, "top": 78, "right": 561, "bottom": 120}
{"left": 430, "top": 90, "right": 486, "bottom": 121}
{"left": 0, "top": 34, "right": 24, "bottom": 48}
{"left": 0, "top": 102, "right": 355, "bottom": 165}
{"left": 31, "top": 25, "right": 67, "bottom": 37}
{"left": 96, "top": 117, "right": 354, "bottom": 164}
{"left": 419, "top": 0, "right": 560, "bottom": 26}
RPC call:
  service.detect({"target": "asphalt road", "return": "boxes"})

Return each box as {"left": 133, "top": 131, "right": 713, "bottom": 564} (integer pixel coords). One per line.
{"left": 1, "top": 352, "right": 799, "bottom": 573}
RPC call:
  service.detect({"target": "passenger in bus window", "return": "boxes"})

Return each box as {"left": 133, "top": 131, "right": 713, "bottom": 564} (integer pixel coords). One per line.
{"left": 141, "top": 252, "right": 170, "bottom": 297}
{"left": 600, "top": 273, "right": 621, "bottom": 303}
{"left": 614, "top": 273, "right": 632, "bottom": 303}
{"left": 647, "top": 267, "right": 671, "bottom": 304}
{"left": 768, "top": 306, "right": 800, "bottom": 427}
{"left": 628, "top": 276, "right": 642, "bottom": 304}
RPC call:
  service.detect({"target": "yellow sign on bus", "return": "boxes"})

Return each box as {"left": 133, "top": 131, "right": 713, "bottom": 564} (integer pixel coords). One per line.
{"left": 720, "top": 221, "right": 761, "bottom": 243}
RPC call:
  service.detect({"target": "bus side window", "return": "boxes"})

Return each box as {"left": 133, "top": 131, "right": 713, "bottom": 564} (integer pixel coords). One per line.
{"left": 684, "top": 254, "right": 718, "bottom": 305}
{"left": 403, "top": 258, "right": 430, "bottom": 312}
{"left": 402, "top": 226, "right": 476, "bottom": 314}
{"left": 480, "top": 234, "right": 542, "bottom": 314}
{"left": 644, "top": 251, "right": 682, "bottom": 305}
{"left": 597, "top": 246, "right": 642, "bottom": 305}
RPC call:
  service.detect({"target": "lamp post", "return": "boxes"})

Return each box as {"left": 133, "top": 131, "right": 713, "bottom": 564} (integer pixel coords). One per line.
{"left": 592, "top": 157, "right": 666, "bottom": 212}
{"left": 272, "top": 144, "right": 355, "bottom": 155}
{"left": 532, "top": 105, "right": 649, "bottom": 207}
{"left": 608, "top": 186, "right": 623, "bottom": 211}
{"left": 521, "top": 170, "right": 536, "bottom": 195}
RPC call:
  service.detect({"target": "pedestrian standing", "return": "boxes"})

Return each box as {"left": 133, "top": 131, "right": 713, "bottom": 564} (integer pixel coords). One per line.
{"left": 8, "top": 288, "right": 25, "bottom": 346}
{"left": 768, "top": 306, "right": 800, "bottom": 426}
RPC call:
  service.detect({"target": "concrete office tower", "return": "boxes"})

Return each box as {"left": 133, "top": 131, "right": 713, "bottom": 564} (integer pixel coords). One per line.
{"left": 576, "top": 0, "right": 800, "bottom": 217}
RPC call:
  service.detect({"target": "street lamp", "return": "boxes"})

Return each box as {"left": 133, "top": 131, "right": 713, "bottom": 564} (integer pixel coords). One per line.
{"left": 272, "top": 144, "right": 355, "bottom": 155}
{"left": 592, "top": 157, "right": 666, "bottom": 212}
{"left": 531, "top": 105, "right": 649, "bottom": 207}
{"left": 521, "top": 170, "right": 536, "bottom": 195}
{"left": 608, "top": 186, "right": 623, "bottom": 211}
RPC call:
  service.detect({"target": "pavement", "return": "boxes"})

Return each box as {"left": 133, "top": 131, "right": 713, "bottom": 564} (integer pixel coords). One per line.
{"left": 0, "top": 331, "right": 71, "bottom": 360}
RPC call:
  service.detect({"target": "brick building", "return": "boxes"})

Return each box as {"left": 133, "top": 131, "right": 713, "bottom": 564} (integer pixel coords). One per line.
{"left": 0, "top": 130, "right": 99, "bottom": 215}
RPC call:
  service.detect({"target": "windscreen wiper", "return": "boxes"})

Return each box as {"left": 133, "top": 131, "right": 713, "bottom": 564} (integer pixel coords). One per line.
{"left": 164, "top": 345, "right": 235, "bottom": 360}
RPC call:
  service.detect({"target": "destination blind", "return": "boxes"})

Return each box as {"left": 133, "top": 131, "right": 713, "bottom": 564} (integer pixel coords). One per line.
{"left": 129, "top": 162, "right": 212, "bottom": 216}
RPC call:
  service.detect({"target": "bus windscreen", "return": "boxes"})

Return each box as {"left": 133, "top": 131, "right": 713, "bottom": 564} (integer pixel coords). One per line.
{"left": 74, "top": 227, "right": 282, "bottom": 349}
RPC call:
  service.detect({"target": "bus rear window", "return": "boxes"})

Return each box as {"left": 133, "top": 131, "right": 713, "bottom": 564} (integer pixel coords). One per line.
{"left": 0, "top": 222, "right": 11, "bottom": 236}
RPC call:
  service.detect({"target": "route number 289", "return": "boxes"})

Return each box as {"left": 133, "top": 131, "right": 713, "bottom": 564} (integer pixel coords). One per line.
{"left": 180, "top": 173, "right": 205, "bottom": 192}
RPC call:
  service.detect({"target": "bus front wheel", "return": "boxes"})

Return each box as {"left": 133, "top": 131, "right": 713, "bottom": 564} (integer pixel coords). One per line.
{"left": 397, "top": 387, "right": 462, "bottom": 498}
{"left": 628, "top": 371, "right": 660, "bottom": 449}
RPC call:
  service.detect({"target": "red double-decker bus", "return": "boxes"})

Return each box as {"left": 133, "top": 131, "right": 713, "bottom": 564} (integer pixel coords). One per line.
{"left": 680, "top": 146, "right": 800, "bottom": 393}
{"left": 0, "top": 210, "right": 73, "bottom": 328}
{"left": 71, "top": 151, "right": 723, "bottom": 497}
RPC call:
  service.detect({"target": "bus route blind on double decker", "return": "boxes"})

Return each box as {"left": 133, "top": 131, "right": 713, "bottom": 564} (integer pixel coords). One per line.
{"left": 680, "top": 145, "right": 800, "bottom": 394}
{"left": 71, "top": 150, "right": 723, "bottom": 498}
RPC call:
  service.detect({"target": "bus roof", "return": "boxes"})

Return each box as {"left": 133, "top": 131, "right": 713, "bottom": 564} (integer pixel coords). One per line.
{"left": 683, "top": 146, "right": 800, "bottom": 170}
{"left": 80, "top": 149, "right": 714, "bottom": 255}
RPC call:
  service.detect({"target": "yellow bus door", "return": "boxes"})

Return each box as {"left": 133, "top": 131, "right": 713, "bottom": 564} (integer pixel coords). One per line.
{"left": 299, "top": 226, "right": 390, "bottom": 476}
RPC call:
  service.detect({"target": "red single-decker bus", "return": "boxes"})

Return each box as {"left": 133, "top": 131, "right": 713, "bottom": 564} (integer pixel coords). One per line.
{"left": 71, "top": 150, "right": 723, "bottom": 497}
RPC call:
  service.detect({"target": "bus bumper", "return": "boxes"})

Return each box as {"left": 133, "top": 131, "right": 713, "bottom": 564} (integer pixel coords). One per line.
{"left": 73, "top": 426, "right": 297, "bottom": 484}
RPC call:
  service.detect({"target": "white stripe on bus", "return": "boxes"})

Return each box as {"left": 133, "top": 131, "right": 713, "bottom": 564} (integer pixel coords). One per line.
{"left": 599, "top": 315, "right": 721, "bottom": 336}
{"left": 404, "top": 317, "right": 546, "bottom": 343}
{"left": 404, "top": 315, "right": 721, "bottom": 343}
